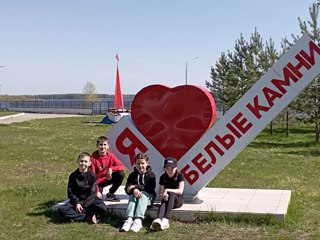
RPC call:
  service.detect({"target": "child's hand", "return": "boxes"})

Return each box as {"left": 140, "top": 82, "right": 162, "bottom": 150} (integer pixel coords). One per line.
{"left": 75, "top": 203, "right": 83, "bottom": 213}
{"left": 162, "top": 190, "right": 169, "bottom": 201}
{"left": 163, "top": 194, "right": 169, "bottom": 201}
{"left": 96, "top": 192, "right": 103, "bottom": 199}
{"left": 106, "top": 168, "right": 112, "bottom": 180}
{"left": 127, "top": 185, "right": 135, "bottom": 193}
{"left": 133, "top": 189, "right": 142, "bottom": 198}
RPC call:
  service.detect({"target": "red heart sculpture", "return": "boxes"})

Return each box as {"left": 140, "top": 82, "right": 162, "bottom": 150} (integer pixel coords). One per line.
{"left": 131, "top": 84, "right": 216, "bottom": 160}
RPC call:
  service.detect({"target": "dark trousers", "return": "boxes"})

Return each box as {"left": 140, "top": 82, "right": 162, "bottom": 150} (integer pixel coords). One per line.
{"left": 98, "top": 170, "right": 125, "bottom": 194}
{"left": 59, "top": 198, "right": 107, "bottom": 221}
{"left": 157, "top": 192, "right": 184, "bottom": 219}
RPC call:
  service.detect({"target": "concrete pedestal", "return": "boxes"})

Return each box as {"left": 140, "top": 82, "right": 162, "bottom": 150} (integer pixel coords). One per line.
{"left": 53, "top": 187, "right": 291, "bottom": 222}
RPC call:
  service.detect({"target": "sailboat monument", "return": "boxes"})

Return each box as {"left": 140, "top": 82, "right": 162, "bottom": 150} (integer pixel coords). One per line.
{"left": 106, "top": 54, "right": 130, "bottom": 122}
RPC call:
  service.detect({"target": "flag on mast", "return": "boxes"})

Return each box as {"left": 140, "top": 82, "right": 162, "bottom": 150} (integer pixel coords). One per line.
{"left": 114, "top": 54, "right": 124, "bottom": 109}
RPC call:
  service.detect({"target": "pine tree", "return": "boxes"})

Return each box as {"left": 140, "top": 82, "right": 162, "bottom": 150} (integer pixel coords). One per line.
{"left": 207, "top": 29, "right": 274, "bottom": 117}
{"left": 259, "top": 38, "right": 279, "bottom": 134}
{"left": 298, "top": 2, "right": 320, "bottom": 143}
{"left": 206, "top": 53, "right": 232, "bottom": 114}
{"left": 280, "top": 38, "right": 298, "bottom": 137}
{"left": 280, "top": 2, "right": 320, "bottom": 142}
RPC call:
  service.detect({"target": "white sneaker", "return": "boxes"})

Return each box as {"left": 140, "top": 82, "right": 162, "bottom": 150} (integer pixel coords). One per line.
{"left": 150, "top": 218, "right": 162, "bottom": 231}
{"left": 161, "top": 218, "right": 169, "bottom": 230}
{"left": 130, "top": 218, "right": 143, "bottom": 232}
{"left": 121, "top": 218, "right": 133, "bottom": 232}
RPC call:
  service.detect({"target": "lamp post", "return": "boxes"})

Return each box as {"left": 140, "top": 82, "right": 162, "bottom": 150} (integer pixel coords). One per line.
{"left": 185, "top": 57, "right": 199, "bottom": 85}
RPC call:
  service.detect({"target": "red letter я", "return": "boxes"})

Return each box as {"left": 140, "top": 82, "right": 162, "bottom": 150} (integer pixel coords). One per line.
{"left": 116, "top": 128, "right": 148, "bottom": 166}
{"left": 246, "top": 95, "right": 270, "bottom": 119}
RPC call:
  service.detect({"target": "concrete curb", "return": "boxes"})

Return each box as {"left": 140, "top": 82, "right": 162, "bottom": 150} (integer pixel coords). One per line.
{"left": 53, "top": 187, "right": 291, "bottom": 222}
{"left": 0, "top": 113, "right": 25, "bottom": 120}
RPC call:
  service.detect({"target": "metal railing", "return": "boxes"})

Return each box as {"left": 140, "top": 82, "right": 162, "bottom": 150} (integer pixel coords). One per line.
{"left": 0, "top": 100, "right": 132, "bottom": 115}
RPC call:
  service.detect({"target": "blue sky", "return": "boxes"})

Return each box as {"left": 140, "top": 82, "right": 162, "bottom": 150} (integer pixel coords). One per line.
{"left": 0, "top": 0, "right": 316, "bottom": 95}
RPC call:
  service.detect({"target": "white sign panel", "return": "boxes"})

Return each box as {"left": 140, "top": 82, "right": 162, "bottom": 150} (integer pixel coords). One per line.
{"left": 108, "top": 35, "right": 320, "bottom": 196}
{"left": 179, "top": 35, "right": 320, "bottom": 195}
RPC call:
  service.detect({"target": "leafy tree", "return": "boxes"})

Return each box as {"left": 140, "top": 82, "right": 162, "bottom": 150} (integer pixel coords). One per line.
{"left": 82, "top": 81, "right": 97, "bottom": 102}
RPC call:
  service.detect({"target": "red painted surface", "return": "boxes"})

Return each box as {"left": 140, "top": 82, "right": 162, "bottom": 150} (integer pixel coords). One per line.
{"left": 131, "top": 84, "right": 216, "bottom": 160}
{"left": 114, "top": 63, "right": 124, "bottom": 109}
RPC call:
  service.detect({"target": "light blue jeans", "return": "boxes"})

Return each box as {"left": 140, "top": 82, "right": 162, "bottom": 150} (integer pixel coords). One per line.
{"left": 125, "top": 191, "right": 155, "bottom": 219}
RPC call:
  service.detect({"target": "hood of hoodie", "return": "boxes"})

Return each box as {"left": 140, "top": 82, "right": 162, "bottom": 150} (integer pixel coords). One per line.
{"left": 133, "top": 165, "right": 153, "bottom": 175}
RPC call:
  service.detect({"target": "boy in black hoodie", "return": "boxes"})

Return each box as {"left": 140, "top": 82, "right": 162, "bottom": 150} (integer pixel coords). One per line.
{"left": 120, "top": 152, "right": 156, "bottom": 232}
{"left": 59, "top": 152, "right": 106, "bottom": 223}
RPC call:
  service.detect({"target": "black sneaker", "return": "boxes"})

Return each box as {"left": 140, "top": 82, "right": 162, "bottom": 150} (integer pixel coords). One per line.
{"left": 106, "top": 192, "right": 120, "bottom": 202}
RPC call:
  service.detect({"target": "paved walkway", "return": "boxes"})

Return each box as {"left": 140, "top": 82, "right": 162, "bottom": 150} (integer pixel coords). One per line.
{"left": 53, "top": 187, "right": 291, "bottom": 222}
{"left": 0, "top": 113, "right": 83, "bottom": 124}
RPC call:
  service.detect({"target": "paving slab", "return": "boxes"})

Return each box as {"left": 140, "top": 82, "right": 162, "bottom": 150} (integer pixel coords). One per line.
{"left": 0, "top": 113, "right": 25, "bottom": 120}
{"left": 53, "top": 187, "right": 291, "bottom": 222}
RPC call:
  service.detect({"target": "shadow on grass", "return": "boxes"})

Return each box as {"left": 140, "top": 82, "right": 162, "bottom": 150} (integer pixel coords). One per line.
{"left": 284, "top": 149, "right": 320, "bottom": 157}
{"left": 261, "top": 127, "right": 314, "bottom": 135}
{"left": 97, "top": 209, "right": 157, "bottom": 233}
{"left": 249, "top": 140, "right": 316, "bottom": 149}
{"left": 249, "top": 140, "right": 320, "bottom": 157}
{"left": 26, "top": 199, "right": 128, "bottom": 229}
{"left": 26, "top": 199, "right": 67, "bottom": 224}
{"left": 101, "top": 209, "right": 125, "bottom": 230}
{"left": 193, "top": 212, "right": 283, "bottom": 226}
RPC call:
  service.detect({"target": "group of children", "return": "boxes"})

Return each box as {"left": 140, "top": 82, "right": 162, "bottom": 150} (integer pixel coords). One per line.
{"left": 59, "top": 135, "right": 185, "bottom": 232}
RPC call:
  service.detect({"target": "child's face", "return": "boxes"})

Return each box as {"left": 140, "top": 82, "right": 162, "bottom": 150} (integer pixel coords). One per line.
{"left": 97, "top": 140, "right": 109, "bottom": 155}
{"left": 165, "top": 166, "right": 177, "bottom": 177}
{"left": 135, "top": 158, "right": 148, "bottom": 174}
{"left": 77, "top": 156, "right": 91, "bottom": 172}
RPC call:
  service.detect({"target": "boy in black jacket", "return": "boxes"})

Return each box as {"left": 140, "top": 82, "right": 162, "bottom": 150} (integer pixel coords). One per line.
{"left": 120, "top": 152, "right": 156, "bottom": 232}
{"left": 59, "top": 152, "right": 106, "bottom": 223}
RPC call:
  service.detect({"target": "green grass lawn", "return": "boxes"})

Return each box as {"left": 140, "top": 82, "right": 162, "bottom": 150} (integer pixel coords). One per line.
{"left": 0, "top": 116, "right": 320, "bottom": 240}
{"left": 0, "top": 111, "right": 19, "bottom": 117}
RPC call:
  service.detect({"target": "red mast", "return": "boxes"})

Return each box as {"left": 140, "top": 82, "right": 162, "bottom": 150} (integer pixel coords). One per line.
{"left": 114, "top": 54, "right": 124, "bottom": 109}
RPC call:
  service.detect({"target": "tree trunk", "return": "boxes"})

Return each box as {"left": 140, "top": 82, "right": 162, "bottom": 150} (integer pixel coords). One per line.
{"left": 315, "top": 103, "right": 320, "bottom": 143}
{"left": 314, "top": 91, "right": 319, "bottom": 143}
{"left": 316, "top": 121, "right": 320, "bottom": 143}
{"left": 286, "top": 110, "right": 289, "bottom": 137}
{"left": 269, "top": 121, "right": 273, "bottom": 135}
